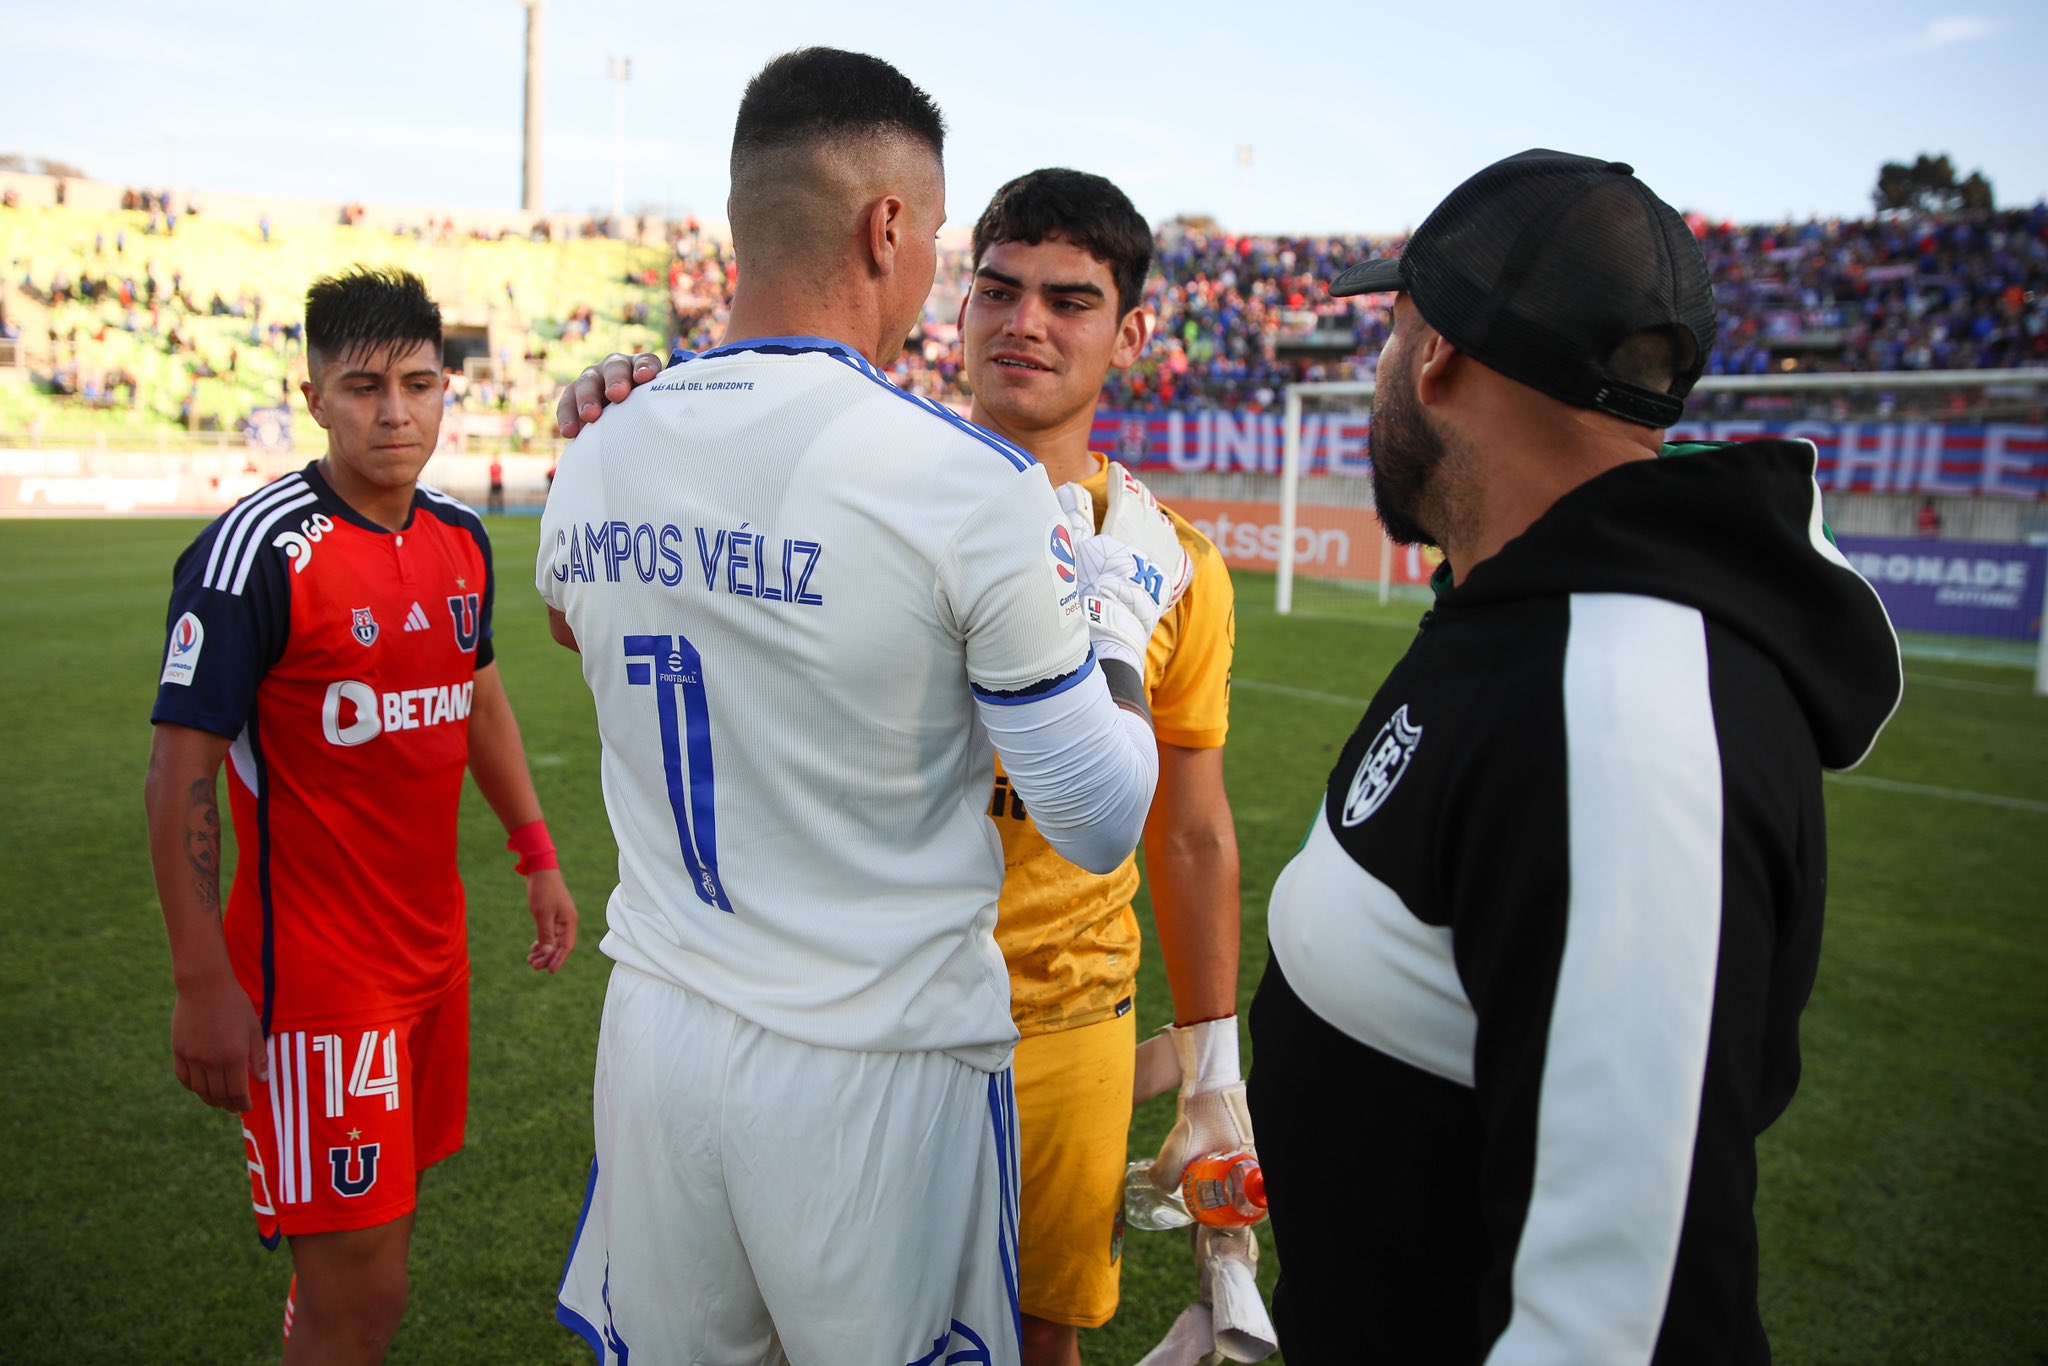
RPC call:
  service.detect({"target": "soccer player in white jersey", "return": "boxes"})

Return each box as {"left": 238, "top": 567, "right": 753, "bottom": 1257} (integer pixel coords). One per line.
{"left": 542, "top": 49, "right": 1172, "bottom": 1366}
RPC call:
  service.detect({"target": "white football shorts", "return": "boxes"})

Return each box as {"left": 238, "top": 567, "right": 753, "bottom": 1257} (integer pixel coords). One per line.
{"left": 557, "top": 964, "right": 1022, "bottom": 1365}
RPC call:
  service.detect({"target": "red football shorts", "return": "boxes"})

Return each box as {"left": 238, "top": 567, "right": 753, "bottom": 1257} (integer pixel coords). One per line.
{"left": 242, "top": 976, "right": 470, "bottom": 1244}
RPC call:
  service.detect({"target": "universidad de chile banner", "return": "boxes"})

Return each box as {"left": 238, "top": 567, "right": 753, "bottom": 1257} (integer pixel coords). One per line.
{"left": 1090, "top": 412, "right": 2048, "bottom": 500}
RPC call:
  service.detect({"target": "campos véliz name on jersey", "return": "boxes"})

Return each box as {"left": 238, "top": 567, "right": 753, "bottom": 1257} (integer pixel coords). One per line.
{"left": 551, "top": 520, "right": 824, "bottom": 606}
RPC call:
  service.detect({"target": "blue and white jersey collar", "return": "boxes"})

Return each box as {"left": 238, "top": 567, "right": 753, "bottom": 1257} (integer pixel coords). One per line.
{"left": 670, "top": 336, "right": 1036, "bottom": 472}
{"left": 674, "top": 335, "right": 857, "bottom": 365}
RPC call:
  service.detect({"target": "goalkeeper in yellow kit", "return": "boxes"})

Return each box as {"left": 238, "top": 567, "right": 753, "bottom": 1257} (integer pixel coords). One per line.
{"left": 958, "top": 168, "right": 1248, "bottom": 1366}
{"left": 558, "top": 166, "right": 1251, "bottom": 1366}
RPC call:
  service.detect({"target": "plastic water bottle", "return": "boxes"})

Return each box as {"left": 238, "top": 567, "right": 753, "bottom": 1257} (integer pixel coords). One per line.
{"left": 1180, "top": 1150, "right": 1267, "bottom": 1229}
{"left": 1123, "top": 1159, "right": 1193, "bottom": 1230}
{"left": 1125, "top": 1151, "right": 1269, "bottom": 1230}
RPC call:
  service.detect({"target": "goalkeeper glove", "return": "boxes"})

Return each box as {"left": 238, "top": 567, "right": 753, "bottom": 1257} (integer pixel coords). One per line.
{"left": 1057, "top": 471, "right": 1191, "bottom": 674}
{"left": 1099, "top": 461, "right": 1193, "bottom": 608}
{"left": 1150, "top": 1017, "right": 1257, "bottom": 1192}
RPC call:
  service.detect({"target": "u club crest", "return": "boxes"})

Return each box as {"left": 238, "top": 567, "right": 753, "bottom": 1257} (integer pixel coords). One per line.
{"left": 1343, "top": 704, "right": 1422, "bottom": 827}
{"left": 351, "top": 607, "right": 380, "bottom": 647}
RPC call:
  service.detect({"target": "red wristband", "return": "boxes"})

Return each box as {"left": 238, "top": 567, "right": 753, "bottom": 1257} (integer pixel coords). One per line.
{"left": 507, "top": 820, "right": 560, "bottom": 876}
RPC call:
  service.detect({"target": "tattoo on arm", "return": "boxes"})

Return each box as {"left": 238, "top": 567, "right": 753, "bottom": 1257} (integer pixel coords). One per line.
{"left": 183, "top": 777, "right": 221, "bottom": 913}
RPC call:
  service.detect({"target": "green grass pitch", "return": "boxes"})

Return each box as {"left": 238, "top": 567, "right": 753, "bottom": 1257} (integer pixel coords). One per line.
{"left": 1, "top": 515, "right": 2042, "bottom": 1363}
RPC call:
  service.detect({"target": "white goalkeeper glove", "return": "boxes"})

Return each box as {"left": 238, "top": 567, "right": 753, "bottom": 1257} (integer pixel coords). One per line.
{"left": 1099, "top": 460, "right": 1193, "bottom": 607}
{"left": 1196, "top": 1224, "right": 1276, "bottom": 1362}
{"left": 1149, "top": 1017, "right": 1257, "bottom": 1193}
{"left": 1058, "top": 483, "right": 1149, "bottom": 674}
{"left": 1057, "top": 469, "right": 1191, "bottom": 675}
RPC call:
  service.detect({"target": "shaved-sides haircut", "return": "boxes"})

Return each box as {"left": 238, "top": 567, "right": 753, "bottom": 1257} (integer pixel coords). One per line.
{"left": 728, "top": 48, "right": 946, "bottom": 269}
{"left": 305, "top": 266, "right": 441, "bottom": 378}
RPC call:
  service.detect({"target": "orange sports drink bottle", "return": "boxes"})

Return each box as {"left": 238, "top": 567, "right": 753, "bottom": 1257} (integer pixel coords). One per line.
{"left": 1180, "top": 1151, "right": 1268, "bottom": 1229}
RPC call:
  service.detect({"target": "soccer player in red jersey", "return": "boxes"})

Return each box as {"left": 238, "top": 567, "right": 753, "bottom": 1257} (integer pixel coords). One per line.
{"left": 145, "top": 266, "right": 579, "bottom": 1363}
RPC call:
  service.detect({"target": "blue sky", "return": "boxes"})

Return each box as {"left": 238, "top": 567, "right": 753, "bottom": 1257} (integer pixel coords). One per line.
{"left": 6, "top": 0, "right": 2044, "bottom": 234}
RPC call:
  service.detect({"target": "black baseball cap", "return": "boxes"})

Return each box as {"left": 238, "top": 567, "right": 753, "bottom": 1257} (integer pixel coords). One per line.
{"left": 1331, "top": 150, "right": 1717, "bottom": 427}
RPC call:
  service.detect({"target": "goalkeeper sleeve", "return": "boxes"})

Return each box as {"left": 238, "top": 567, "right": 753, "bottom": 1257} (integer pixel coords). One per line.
{"left": 976, "top": 664, "right": 1157, "bottom": 875}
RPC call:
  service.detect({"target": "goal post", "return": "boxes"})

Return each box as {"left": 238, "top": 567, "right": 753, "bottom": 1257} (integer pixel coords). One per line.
{"left": 1278, "top": 378, "right": 1377, "bottom": 616}
{"left": 1277, "top": 367, "right": 2048, "bottom": 692}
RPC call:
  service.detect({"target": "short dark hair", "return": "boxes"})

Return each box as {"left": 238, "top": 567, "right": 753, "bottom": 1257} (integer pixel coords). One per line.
{"left": 970, "top": 168, "right": 1153, "bottom": 318}
{"left": 731, "top": 47, "right": 945, "bottom": 177}
{"left": 304, "top": 267, "right": 440, "bottom": 373}
{"left": 1604, "top": 326, "right": 1688, "bottom": 397}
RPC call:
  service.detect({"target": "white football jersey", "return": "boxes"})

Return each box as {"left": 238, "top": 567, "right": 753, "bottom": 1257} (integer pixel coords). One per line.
{"left": 539, "top": 338, "right": 1092, "bottom": 1069}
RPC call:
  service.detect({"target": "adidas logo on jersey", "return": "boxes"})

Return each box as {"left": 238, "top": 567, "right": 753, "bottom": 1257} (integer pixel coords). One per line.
{"left": 403, "top": 602, "right": 431, "bottom": 632}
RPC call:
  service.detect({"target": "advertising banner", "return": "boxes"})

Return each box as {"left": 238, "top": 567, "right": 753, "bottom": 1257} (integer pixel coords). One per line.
{"left": 1836, "top": 536, "right": 2045, "bottom": 640}
{"left": 1091, "top": 411, "right": 2048, "bottom": 500}
{"left": 1166, "top": 498, "right": 1441, "bottom": 588}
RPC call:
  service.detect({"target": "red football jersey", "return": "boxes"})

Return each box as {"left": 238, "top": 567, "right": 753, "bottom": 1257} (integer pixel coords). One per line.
{"left": 153, "top": 462, "right": 495, "bottom": 1029}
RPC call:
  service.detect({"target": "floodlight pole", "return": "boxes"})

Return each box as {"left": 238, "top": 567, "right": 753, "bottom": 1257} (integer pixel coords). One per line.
{"left": 522, "top": 0, "right": 545, "bottom": 214}
{"left": 607, "top": 56, "right": 632, "bottom": 229}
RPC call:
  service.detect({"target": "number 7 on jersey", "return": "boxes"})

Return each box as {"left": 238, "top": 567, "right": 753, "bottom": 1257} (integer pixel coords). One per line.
{"left": 624, "top": 633, "right": 732, "bottom": 911}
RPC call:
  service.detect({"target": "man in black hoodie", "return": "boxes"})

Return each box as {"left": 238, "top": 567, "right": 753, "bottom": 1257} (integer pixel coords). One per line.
{"left": 1246, "top": 151, "right": 1902, "bottom": 1364}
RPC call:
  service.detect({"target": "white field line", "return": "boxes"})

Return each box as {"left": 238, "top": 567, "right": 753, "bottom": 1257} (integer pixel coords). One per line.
{"left": 1235, "top": 678, "right": 1369, "bottom": 709}
{"left": 1235, "top": 678, "right": 2046, "bottom": 816}
{"left": 1826, "top": 773, "right": 2048, "bottom": 816}
{"left": 1905, "top": 672, "right": 2027, "bottom": 695}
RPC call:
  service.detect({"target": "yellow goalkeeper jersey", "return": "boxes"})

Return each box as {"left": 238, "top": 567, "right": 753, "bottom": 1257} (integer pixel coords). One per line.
{"left": 991, "top": 456, "right": 1235, "bottom": 1037}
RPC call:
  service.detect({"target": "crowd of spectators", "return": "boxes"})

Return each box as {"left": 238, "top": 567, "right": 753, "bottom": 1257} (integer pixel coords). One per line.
{"left": 1697, "top": 206, "right": 2048, "bottom": 375}
{"left": 14, "top": 243, "right": 311, "bottom": 430}
{"left": 873, "top": 202, "right": 2048, "bottom": 412}
{"left": 3, "top": 200, "right": 677, "bottom": 442}
{"left": 8, "top": 191, "right": 2045, "bottom": 434}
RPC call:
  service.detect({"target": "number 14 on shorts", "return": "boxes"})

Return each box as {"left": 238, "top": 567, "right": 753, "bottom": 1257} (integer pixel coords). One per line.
{"left": 308, "top": 1030, "right": 401, "bottom": 1117}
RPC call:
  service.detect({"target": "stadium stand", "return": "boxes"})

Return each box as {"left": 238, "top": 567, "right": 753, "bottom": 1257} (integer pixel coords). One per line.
{"left": 0, "top": 175, "right": 678, "bottom": 449}
{"left": 3, "top": 172, "right": 2045, "bottom": 448}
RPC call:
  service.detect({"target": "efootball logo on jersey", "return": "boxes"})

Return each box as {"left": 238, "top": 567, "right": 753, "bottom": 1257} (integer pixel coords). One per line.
{"left": 1343, "top": 704, "right": 1422, "bottom": 827}
{"left": 161, "top": 611, "right": 204, "bottom": 687}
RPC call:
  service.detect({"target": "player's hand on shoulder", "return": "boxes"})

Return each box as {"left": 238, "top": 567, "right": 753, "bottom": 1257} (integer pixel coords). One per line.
{"left": 556, "top": 351, "right": 665, "bottom": 438}
{"left": 525, "top": 867, "right": 579, "bottom": 974}
{"left": 170, "top": 971, "right": 268, "bottom": 1113}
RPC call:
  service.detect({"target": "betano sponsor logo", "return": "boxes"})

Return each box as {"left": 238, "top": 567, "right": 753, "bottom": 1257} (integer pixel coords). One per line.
{"left": 320, "top": 680, "right": 475, "bottom": 748}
